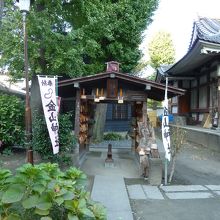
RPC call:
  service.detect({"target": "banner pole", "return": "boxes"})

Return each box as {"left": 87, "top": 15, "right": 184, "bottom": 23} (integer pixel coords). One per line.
{"left": 55, "top": 76, "right": 58, "bottom": 105}
{"left": 165, "top": 77, "right": 168, "bottom": 100}
{"left": 165, "top": 77, "right": 168, "bottom": 185}
{"left": 165, "top": 158, "right": 168, "bottom": 185}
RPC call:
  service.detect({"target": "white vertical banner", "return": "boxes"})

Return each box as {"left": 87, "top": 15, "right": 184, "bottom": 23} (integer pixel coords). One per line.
{"left": 38, "top": 76, "right": 59, "bottom": 154}
{"left": 162, "top": 77, "right": 171, "bottom": 161}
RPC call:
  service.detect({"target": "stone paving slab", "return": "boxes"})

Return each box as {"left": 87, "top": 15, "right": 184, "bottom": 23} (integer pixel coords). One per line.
{"left": 108, "top": 211, "right": 133, "bottom": 220}
{"left": 160, "top": 185, "right": 207, "bottom": 192}
{"left": 91, "top": 175, "right": 133, "bottom": 220}
{"left": 205, "top": 185, "right": 220, "bottom": 191}
{"left": 127, "top": 185, "right": 146, "bottom": 200}
{"left": 142, "top": 185, "right": 164, "bottom": 200}
{"left": 165, "top": 192, "right": 213, "bottom": 200}
{"left": 214, "top": 191, "right": 220, "bottom": 196}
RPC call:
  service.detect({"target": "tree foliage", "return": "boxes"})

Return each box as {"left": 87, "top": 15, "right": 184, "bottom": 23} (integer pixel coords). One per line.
{"left": 148, "top": 31, "right": 175, "bottom": 69}
{"left": 0, "top": 0, "right": 3, "bottom": 27}
{"left": 0, "top": 163, "right": 107, "bottom": 219}
{"left": 1, "top": 0, "right": 159, "bottom": 78}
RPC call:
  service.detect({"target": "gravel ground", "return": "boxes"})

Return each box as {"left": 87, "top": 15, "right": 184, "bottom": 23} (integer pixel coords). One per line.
{"left": 173, "top": 142, "right": 220, "bottom": 185}
{"left": 1, "top": 140, "right": 220, "bottom": 185}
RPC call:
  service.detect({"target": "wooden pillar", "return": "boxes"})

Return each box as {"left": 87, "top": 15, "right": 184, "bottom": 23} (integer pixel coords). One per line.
{"left": 74, "top": 89, "right": 81, "bottom": 140}
{"left": 131, "top": 102, "right": 136, "bottom": 152}
{"left": 196, "top": 77, "right": 199, "bottom": 122}
{"left": 142, "top": 100, "right": 147, "bottom": 123}
{"left": 218, "top": 77, "right": 220, "bottom": 128}
{"left": 207, "top": 74, "right": 210, "bottom": 110}
{"left": 134, "top": 102, "right": 143, "bottom": 150}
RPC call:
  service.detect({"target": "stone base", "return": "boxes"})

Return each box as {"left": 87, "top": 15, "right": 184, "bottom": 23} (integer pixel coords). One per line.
{"left": 149, "top": 158, "right": 162, "bottom": 186}
{"left": 105, "top": 159, "right": 115, "bottom": 168}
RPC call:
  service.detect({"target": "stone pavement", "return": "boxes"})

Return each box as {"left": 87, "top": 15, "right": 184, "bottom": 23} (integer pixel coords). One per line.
{"left": 80, "top": 147, "right": 139, "bottom": 220}
{"left": 92, "top": 175, "right": 133, "bottom": 220}
{"left": 127, "top": 184, "right": 220, "bottom": 200}
{"left": 80, "top": 139, "right": 220, "bottom": 220}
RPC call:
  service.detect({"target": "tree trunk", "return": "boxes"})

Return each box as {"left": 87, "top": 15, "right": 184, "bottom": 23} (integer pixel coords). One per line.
{"left": 30, "top": 1, "right": 45, "bottom": 119}
{"left": 92, "top": 103, "right": 107, "bottom": 143}
{"left": 30, "top": 75, "right": 43, "bottom": 118}
{"left": 168, "top": 155, "right": 176, "bottom": 183}
{"left": 30, "top": 75, "right": 43, "bottom": 151}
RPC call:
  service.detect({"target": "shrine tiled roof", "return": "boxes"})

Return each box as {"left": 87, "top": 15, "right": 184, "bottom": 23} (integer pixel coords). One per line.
{"left": 189, "top": 17, "right": 220, "bottom": 48}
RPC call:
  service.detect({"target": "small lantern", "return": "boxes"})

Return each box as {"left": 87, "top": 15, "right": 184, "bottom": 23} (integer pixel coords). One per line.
{"left": 19, "top": 0, "right": 30, "bottom": 12}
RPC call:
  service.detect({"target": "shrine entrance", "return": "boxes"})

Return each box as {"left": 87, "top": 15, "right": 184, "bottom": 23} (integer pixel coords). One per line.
{"left": 77, "top": 99, "right": 147, "bottom": 155}
{"left": 58, "top": 61, "right": 185, "bottom": 161}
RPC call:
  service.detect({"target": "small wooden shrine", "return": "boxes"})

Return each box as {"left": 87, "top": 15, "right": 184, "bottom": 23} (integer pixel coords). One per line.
{"left": 59, "top": 61, "right": 185, "bottom": 158}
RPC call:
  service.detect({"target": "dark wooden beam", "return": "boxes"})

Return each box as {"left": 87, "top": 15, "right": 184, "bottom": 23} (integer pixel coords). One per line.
{"left": 74, "top": 89, "right": 81, "bottom": 140}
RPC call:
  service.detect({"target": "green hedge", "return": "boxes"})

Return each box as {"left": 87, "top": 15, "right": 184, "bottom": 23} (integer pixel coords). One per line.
{"left": 0, "top": 93, "right": 25, "bottom": 147}
{"left": 32, "top": 112, "right": 76, "bottom": 165}
{"left": 103, "top": 132, "right": 123, "bottom": 141}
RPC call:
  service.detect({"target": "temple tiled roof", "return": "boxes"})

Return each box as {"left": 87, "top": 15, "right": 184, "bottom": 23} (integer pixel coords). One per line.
{"left": 155, "top": 17, "right": 220, "bottom": 79}
{"left": 157, "top": 64, "right": 173, "bottom": 75}
{"left": 189, "top": 17, "right": 220, "bottom": 48}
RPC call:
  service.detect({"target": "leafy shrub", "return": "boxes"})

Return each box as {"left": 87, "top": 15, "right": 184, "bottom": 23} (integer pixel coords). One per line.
{"left": 103, "top": 132, "right": 123, "bottom": 141}
{"left": 0, "top": 93, "right": 25, "bottom": 148}
{"left": 0, "top": 163, "right": 107, "bottom": 220}
{"left": 2, "top": 148, "right": 13, "bottom": 156}
{"left": 32, "top": 112, "right": 76, "bottom": 165}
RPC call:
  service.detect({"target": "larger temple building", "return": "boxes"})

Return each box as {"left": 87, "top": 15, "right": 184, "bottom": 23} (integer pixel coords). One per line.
{"left": 156, "top": 17, "right": 220, "bottom": 129}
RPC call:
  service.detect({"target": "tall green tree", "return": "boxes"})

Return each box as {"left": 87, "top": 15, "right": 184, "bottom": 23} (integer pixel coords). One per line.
{"left": 0, "top": 0, "right": 159, "bottom": 78}
{"left": 148, "top": 31, "right": 175, "bottom": 69}
{"left": 147, "top": 31, "right": 175, "bottom": 108}
{"left": 0, "top": 0, "right": 159, "bottom": 144}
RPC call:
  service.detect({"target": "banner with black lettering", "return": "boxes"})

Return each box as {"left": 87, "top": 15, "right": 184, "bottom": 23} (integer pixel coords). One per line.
{"left": 162, "top": 78, "right": 171, "bottom": 161}
{"left": 38, "top": 76, "right": 59, "bottom": 154}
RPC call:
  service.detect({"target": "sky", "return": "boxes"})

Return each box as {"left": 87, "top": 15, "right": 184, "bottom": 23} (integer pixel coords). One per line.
{"left": 140, "top": 0, "right": 220, "bottom": 62}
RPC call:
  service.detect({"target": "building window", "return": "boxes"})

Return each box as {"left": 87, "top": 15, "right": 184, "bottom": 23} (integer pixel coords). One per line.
{"left": 172, "top": 96, "right": 178, "bottom": 104}
{"left": 112, "top": 104, "right": 128, "bottom": 120}
{"left": 171, "top": 106, "right": 178, "bottom": 114}
{"left": 199, "top": 113, "right": 204, "bottom": 122}
{"left": 192, "top": 113, "right": 197, "bottom": 121}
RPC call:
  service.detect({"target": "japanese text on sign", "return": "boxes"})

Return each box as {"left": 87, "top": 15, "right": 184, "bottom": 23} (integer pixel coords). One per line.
{"left": 162, "top": 102, "right": 171, "bottom": 161}
{"left": 38, "top": 76, "right": 59, "bottom": 154}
